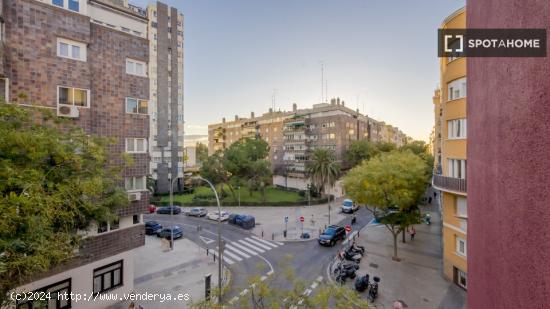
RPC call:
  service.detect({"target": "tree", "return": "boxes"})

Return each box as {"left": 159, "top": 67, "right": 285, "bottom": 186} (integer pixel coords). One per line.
{"left": 199, "top": 151, "right": 231, "bottom": 197}
{"left": 374, "top": 141, "right": 396, "bottom": 153}
{"left": 345, "top": 140, "right": 379, "bottom": 168}
{"left": 343, "top": 150, "right": 427, "bottom": 261}
{"left": 0, "top": 103, "right": 128, "bottom": 304}
{"left": 196, "top": 142, "right": 208, "bottom": 166}
{"left": 306, "top": 149, "right": 340, "bottom": 197}
{"left": 399, "top": 140, "right": 434, "bottom": 176}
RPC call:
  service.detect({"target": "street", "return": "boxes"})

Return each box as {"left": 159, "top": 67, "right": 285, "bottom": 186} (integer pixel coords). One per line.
{"left": 144, "top": 207, "right": 373, "bottom": 306}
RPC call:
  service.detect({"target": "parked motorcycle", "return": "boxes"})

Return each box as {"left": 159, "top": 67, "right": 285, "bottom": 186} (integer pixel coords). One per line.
{"left": 349, "top": 243, "right": 365, "bottom": 255}
{"left": 343, "top": 248, "right": 362, "bottom": 263}
{"left": 424, "top": 212, "right": 432, "bottom": 225}
{"left": 368, "top": 276, "right": 380, "bottom": 301}
{"left": 354, "top": 274, "right": 370, "bottom": 292}
{"left": 334, "top": 261, "right": 359, "bottom": 284}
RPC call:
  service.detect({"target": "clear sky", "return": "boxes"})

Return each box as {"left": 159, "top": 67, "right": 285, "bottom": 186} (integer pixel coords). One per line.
{"left": 134, "top": 0, "right": 465, "bottom": 141}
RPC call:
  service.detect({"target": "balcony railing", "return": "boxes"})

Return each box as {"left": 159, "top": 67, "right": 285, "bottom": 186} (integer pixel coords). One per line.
{"left": 433, "top": 174, "right": 467, "bottom": 193}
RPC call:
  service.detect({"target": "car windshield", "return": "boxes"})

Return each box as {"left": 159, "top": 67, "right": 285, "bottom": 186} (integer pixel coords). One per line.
{"left": 324, "top": 228, "right": 337, "bottom": 235}
{"left": 343, "top": 200, "right": 353, "bottom": 206}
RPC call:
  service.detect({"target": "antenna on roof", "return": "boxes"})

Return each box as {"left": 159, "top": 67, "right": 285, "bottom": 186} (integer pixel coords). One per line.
{"left": 320, "top": 61, "right": 325, "bottom": 103}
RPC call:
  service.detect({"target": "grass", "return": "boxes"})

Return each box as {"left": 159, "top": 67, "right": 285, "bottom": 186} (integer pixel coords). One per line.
{"left": 158, "top": 185, "right": 306, "bottom": 205}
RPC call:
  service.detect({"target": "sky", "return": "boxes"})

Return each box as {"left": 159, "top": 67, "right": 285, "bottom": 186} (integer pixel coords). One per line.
{"left": 134, "top": 0, "right": 465, "bottom": 141}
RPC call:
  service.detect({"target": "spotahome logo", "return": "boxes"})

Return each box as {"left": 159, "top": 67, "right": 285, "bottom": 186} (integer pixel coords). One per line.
{"left": 438, "top": 29, "right": 547, "bottom": 57}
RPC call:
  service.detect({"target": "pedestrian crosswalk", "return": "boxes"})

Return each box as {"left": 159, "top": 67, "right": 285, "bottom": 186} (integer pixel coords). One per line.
{"left": 213, "top": 236, "right": 283, "bottom": 265}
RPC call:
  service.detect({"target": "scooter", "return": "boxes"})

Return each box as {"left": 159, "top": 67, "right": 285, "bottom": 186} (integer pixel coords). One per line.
{"left": 424, "top": 213, "right": 432, "bottom": 225}
{"left": 354, "top": 274, "right": 370, "bottom": 292}
{"left": 334, "top": 261, "right": 359, "bottom": 284}
{"left": 344, "top": 248, "right": 362, "bottom": 263}
{"left": 367, "top": 276, "right": 380, "bottom": 302}
{"left": 349, "top": 243, "right": 365, "bottom": 255}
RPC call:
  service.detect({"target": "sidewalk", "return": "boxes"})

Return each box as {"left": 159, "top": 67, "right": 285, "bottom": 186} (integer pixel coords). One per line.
{"left": 341, "top": 201, "right": 466, "bottom": 309}
{"left": 195, "top": 198, "right": 348, "bottom": 241}
{"left": 113, "top": 237, "right": 220, "bottom": 309}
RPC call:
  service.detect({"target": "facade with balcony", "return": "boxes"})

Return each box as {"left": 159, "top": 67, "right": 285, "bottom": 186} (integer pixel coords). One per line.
{"left": 433, "top": 7, "right": 468, "bottom": 291}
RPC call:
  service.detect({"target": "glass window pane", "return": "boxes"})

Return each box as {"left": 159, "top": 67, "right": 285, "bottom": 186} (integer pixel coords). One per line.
{"left": 126, "top": 98, "right": 137, "bottom": 113}
{"left": 138, "top": 100, "right": 148, "bottom": 114}
{"left": 103, "top": 272, "right": 111, "bottom": 290}
{"left": 126, "top": 60, "right": 134, "bottom": 74}
{"left": 136, "top": 63, "right": 143, "bottom": 75}
{"left": 136, "top": 139, "right": 144, "bottom": 152}
{"left": 113, "top": 269, "right": 121, "bottom": 286}
{"left": 59, "top": 87, "right": 69, "bottom": 105}
{"left": 73, "top": 89, "right": 86, "bottom": 106}
{"left": 72, "top": 45, "right": 80, "bottom": 59}
{"left": 53, "top": 0, "right": 64, "bottom": 7}
{"left": 59, "top": 42, "right": 69, "bottom": 57}
{"left": 127, "top": 139, "right": 135, "bottom": 152}
{"left": 93, "top": 276, "right": 101, "bottom": 293}
{"left": 135, "top": 177, "right": 144, "bottom": 190}
{"left": 68, "top": 0, "right": 79, "bottom": 12}
{"left": 125, "top": 178, "right": 132, "bottom": 190}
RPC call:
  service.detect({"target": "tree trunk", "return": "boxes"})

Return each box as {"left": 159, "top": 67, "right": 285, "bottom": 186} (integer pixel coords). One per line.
{"left": 402, "top": 227, "right": 407, "bottom": 243}
{"left": 392, "top": 231, "right": 401, "bottom": 261}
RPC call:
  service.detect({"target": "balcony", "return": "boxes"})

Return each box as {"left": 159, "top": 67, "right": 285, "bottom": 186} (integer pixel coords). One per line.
{"left": 433, "top": 174, "right": 467, "bottom": 194}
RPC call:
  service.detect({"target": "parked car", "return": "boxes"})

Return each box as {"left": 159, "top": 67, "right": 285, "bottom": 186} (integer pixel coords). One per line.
{"left": 228, "top": 214, "right": 256, "bottom": 229}
{"left": 187, "top": 207, "right": 207, "bottom": 217}
{"left": 156, "top": 206, "right": 182, "bottom": 215}
{"left": 341, "top": 199, "right": 359, "bottom": 213}
{"left": 206, "top": 211, "right": 230, "bottom": 221}
{"left": 148, "top": 204, "right": 157, "bottom": 214}
{"left": 157, "top": 226, "right": 183, "bottom": 239}
{"left": 145, "top": 221, "right": 163, "bottom": 235}
{"left": 318, "top": 225, "right": 346, "bottom": 246}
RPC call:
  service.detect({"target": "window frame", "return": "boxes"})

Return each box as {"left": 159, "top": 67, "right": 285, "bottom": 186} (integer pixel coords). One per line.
{"left": 125, "top": 138, "right": 148, "bottom": 154}
{"left": 456, "top": 197, "right": 467, "bottom": 218}
{"left": 93, "top": 260, "right": 123, "bottom": 295}
{"left": 456, "top": 237, "right": 467, "bottom": 257}
{"left": 125, "top": 97, "right": 148, "bottom": 115}
{"left": 126, "top": 58, "right": 147, "bottom": 77}
{"left": 447, "top": 118, "right": 467, "bottom": 139}
{"left": 57, "top": 86, "right": 90, "bottom": 108}
{"left": 447, "top": 77, "right": 467, "bottom": 101}
{"left": 56, "top": 38, "right": 86, "bottom": 61}
{"left": 125, "top": 176, "right": 146, "bottom": 192}
{"left": 16, "top": 278, "right": 72, "bottom": 309}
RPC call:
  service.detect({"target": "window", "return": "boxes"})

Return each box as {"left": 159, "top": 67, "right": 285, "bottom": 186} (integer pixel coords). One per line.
{"left": 68, "top": 0, "right": 79, "bottom": 12}
{"left": 133, "top": 215, "right": 140, "bottom": 224}
{"left": 447, "top": 159, "right": 466, "bottom": 179}
{"left": 329, "top": 133, "right": 336, "bottom": 139}
{"left": 57, "top": 86, "right": 90, "bottom": 107}
{"left": 52, "top": 0, "right": 64, "bottom": 7}
{"left": 456, "top": 237, "right": 467, "bottom": 257}
{"left": 448, "top": 119, "right": 467, "bottom": 139}
{"left": 93, "top": 261, "right": 123, "bottom": 294}
{"left": 57, "top": 38, "right": 86, "bottom": 61}
{"left": 16, "top": 279, "right": 71, "bottom": 309}
{"left": 456, "top": 197, "right": 467, "bottom": 218}
{"left": 126, "top": 58, "right": 147, "bottom": 77}
{"left": 125, "top": 176, "right": 145, "bottom": 192}
{"left": 447, "top": 77, "right": 467, "bottom": 101}
{"left": 125, "top": 138, "right": 147, "bottom": 153}
{"left": 125, "top": 97, "right": 148, "bottom": 114}
{"left": 455, "top": 268, "right": 467, "bottom": 290}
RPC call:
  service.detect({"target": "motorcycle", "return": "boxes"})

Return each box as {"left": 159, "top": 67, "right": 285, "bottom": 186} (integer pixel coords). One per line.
{"left": 349, "top": 243, "right": 365, "bottom": 255}
{"left": 354, "top": 274, "right": 370, "bottom": 292}
{"left": 424, "top": 212, "right": 432, "bottom": 225}
{"left": 334, "top": 261, "right": 359, "bottom": 284}
{"left": 367, "top": 276, "right": 380, "bottom": 301}
{"left": 343, "top": 248, "right": 362, "bottom": 263}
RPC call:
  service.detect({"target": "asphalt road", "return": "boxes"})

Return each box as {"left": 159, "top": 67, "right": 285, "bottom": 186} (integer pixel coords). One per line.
{"left": 144, "top": 207, "right": 373, "bottom": 306}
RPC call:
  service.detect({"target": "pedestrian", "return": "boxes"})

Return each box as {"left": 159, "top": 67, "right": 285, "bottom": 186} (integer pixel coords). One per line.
{"left": 433, "top": 191, "right": 437, "bottom": 198}
{"left": 129, "top": 302, "right": 136, "bottom": 309}
{"left": 410, "top": 226, "right": 416, "bottom": 240}
{"left": 351, "top": 214, "right": 357, "bottom": 225}
{"left": 428, "top": 196, "right": 432, "bottom": 204}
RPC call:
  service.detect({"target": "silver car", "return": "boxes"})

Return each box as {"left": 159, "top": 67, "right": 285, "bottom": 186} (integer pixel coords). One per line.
{"left": 187, "top": 207, "right": 207, "bottom": 217}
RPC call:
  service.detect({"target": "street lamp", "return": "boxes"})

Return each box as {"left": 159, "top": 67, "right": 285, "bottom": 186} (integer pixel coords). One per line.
{"left": 238, "top": 185, "right": 241, "bottom": 207}
{"left": 169, "top": 176, "right": 181, "bottom": 250}
{"left": 192, "top": 176, "right": 223, "bottom": 303}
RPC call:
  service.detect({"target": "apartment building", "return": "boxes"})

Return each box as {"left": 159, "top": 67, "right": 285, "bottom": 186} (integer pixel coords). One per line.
{"left": 1, "top": 0, "right": 150, "bottom": 307}
{"left": 432, "top": 7, "right": 468, "bottom": 291}
{"left": 147, "top": 1, "right": 184, "bottom": 194}
{"left": 432, "top": 89, "right": 442, "bottom": 163}
{"left": 208, "top": 108, "right": 294, "bottom": 170}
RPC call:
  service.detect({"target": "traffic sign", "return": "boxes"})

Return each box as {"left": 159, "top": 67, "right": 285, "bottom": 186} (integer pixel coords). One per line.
{"left": 299, "top": 216, "right": 304, "bottom": 222}
{"left": 284, "top": 216, "right": 289, "bottom": 223}
{"left": 345, "top": 225, "right": 352, "bottom": 233}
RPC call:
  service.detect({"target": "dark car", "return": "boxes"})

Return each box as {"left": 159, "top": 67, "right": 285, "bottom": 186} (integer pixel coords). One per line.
{"left": 157, "top": 226, "right": 183, "bottom": 239}
{"left": 228, "top": 214, "right": 256, "bottom": 229}
{"left": 145, "top": 221, "right": 162, "bottom": 235}
{"left": 156, "top": 206, "right": 182, "bottom": 215}
{"left": 318, "top": 225, "right": 346, "bottom": 246}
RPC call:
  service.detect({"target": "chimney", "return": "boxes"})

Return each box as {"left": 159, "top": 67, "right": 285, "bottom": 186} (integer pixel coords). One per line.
{"left": 222, "top": 117, "right": 226, "bottom": 123}
{"left": 337, "top": 97, "right": 340, "bottom": 105}
{"left": 292, "top": 103, "right": 297, "bottom": 112}
{"left": 251, "top": 111, "right": 255, "bottom": 118}
{"left": 269, "top": 108, "right": 273, "bottom": 113}
{"left": 235, "top": 115, "right": 238, "bottom": 121}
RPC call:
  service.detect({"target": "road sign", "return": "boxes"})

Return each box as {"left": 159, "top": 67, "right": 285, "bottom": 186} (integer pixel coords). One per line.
{"left": 284, "top": 216, "right": 289, "bottom": 223}
{"left": 345, "top": 225, "right": 352, "bottom": 233}
{"left": 299, "top": 216, "right": 304, "bottom": 222}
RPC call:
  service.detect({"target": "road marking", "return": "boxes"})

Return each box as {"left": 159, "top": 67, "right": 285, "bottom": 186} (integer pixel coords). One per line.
{"left": 218, "top": 247, "right": 242, "bottom": 262}
{"left": 310, "top": 282, "right": 318, "bottom": 289}
{"left": 212, "top": 249, "right": 234, "bottom": 265}
{"left": 260, "top": 275, "right": 267, "bottom": 281}
{"left": 267, "top": 270, "right": 274, "bottom": 276}
{"left": 316, "top": 276, "right": 323, "bottom": 282}
{"left": 225, "top": 243, "right": 252, "bottom": 258}
{"left": 240, "top": 289, "right": 249, "bottom": 296}
{"left": 244, "top": 237, "right": 272, "bottom": 251}
{"left": 199, "top": 235, "right": 215, "bottom": 244}
{"left": 238, "top": 239, "right": 266, "bottom": 253}
{"left": 250, "top": 236, "right": 280, "bottom": 248}
{"left": 229, "top": 296, "right": 239, "bottom": 305}
{"left": 230, "top": 241, "right": 261, "bottom": 255}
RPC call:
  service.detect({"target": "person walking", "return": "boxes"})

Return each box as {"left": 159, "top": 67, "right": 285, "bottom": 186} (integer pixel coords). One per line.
{"left": 410, "top": 226, "right": 416, "bottom": 240}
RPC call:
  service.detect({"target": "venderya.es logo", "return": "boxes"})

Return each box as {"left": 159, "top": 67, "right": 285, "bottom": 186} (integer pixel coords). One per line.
{"left": 438, "top": 29, "right": 547, "bottom": 57}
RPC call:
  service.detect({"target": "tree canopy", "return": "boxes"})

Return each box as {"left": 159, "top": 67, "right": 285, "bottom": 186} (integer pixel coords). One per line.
{"left": 0, "top": 103, "right": 128, "bottom": 303}
{"left": 345, "top": 140, "right": 397, "bottom": 168}
{"left": 195, "top": 142, "right": 208, "bottom": 166}
{"left": 306, "top": 149, "right": 340, "bottom": 196}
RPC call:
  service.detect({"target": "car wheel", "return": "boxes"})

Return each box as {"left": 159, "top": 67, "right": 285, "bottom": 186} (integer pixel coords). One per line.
{"left": 330, "top": 240, "right": 335, "bottom": 246}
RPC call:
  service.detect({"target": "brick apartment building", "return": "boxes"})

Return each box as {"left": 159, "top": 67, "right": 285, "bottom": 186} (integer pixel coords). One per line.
{"left": 208, "top": 98, "right": 410, "bottom": 191}
{"left": 0, "top": 0, "right": 153, "bottom": 307}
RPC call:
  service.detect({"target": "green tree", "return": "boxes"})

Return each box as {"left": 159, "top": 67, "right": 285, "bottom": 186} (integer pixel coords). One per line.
{"left": 199, "top": 151, "right": 231, "bottom": 197}
{"left": 343, "top": 150, "right": 427, "bottom": 261}
{"left": 374, "top": 141, "right": 396, "bottom": 153}
{"left": 306, "top": 149, "right": 340, "bottom": 197}
{"left": 345, "top": 140, "right": 379, "bottom": 168}
{"left": 399, "top": 140, "right": 434, "bottom": 176}
{"left": 196, "top": 142, "right": 208, "bottom": 166}
{"left": 0, "top": 103, "right": 128, "bottom": 304}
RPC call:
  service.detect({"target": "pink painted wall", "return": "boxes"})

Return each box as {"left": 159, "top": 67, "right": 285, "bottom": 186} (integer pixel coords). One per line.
{"left": 467, "top": 1, "right": 550, "bottom": 307}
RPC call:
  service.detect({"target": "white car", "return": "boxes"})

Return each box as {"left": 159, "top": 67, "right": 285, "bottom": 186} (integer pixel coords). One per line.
{"left": 341, "top": 199, "right": 359, "bottom": 213}
{"left": 206, "top": 211, "right": 230, "bottom": 221}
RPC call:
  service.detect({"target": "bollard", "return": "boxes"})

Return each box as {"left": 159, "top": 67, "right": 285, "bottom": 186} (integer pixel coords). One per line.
{"left": 213, "top": 254, "right": 216, "bottom": 262}
{"left": 272, "top": 232, "right": 274, "bottom": 240}
{"left": 262, "top": 230, "right": 264, "bottom": 237}
{"left": 206, "top": 248, "right": 209, "bottom": 256}
{"left": 283, "top": 230, "right": 287, "bottom": 238}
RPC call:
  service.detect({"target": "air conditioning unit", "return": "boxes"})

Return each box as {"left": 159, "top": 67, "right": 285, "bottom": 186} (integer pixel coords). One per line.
{"left": 128, "top": 192, "right": 141, "bottom": 201}
{"left": 57, "top": 104, "right": 79, "bottom": 118}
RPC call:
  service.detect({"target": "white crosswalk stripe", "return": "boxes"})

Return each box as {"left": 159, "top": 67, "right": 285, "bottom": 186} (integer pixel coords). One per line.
{"left": 238, "top": 239, "right": 266, "bottom": 253}
{"left": 225, "top": 243, "right": 252, "bottom": 258}
{"left": 218, "top": 247, "right": 243, "bottom": 262}
{"left": 212, "top": 249, "right": 235, "bottom": 265}
{"left": 251, "top": 236, "right": 279, "bottom": 248}
{"left": 244, "top": 237, "right": 273, "bottom": 251}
